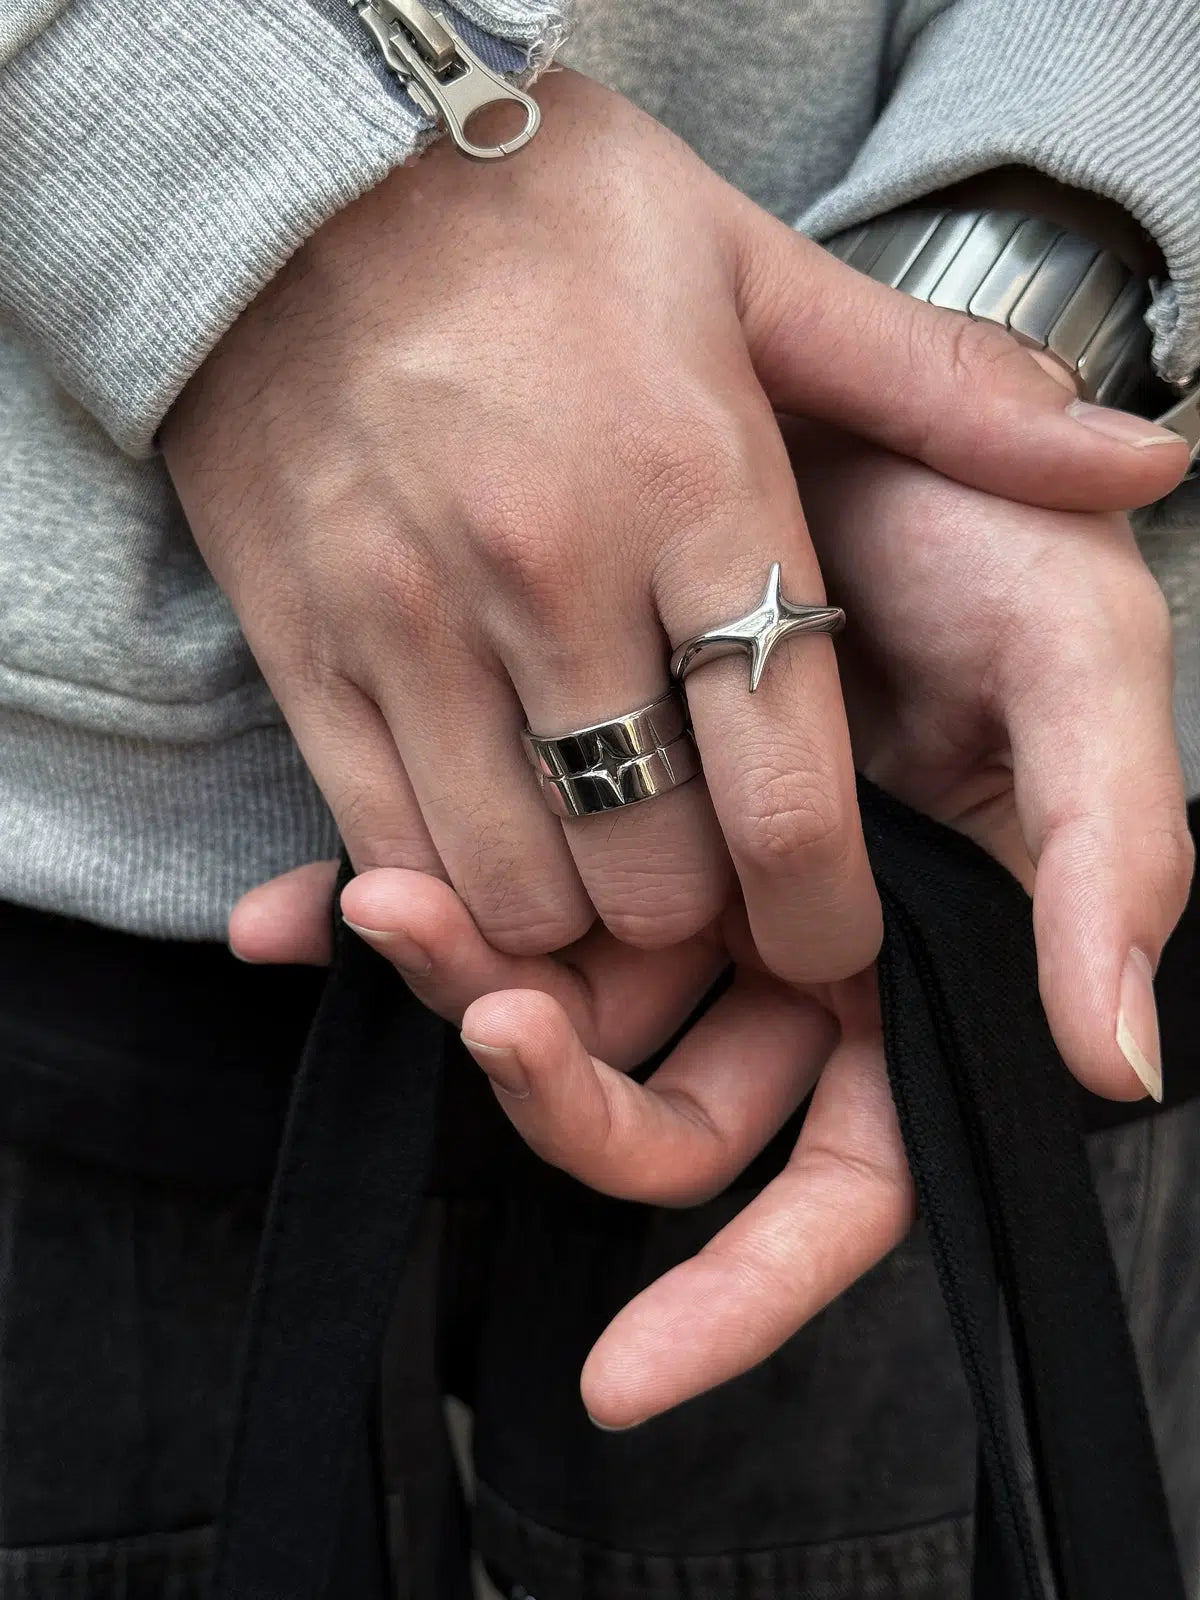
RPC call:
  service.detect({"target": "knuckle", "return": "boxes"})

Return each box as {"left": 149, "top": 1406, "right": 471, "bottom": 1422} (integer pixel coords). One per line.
{"left": 462, "top": 470, "right": 578, "bottom": 623}
{"left": 728, "top": 766, "right": 850, "bottom": 872}
{"left": 1167, "top": 823, "right": 1195, "bottom": 896}
{"left": 925, "top": 311, "right": 1024, "bottom": 394}
{"left": 457, "top": 461, "right": 536, "bottom": 553}
{"left": 588, "top": 851, "right": 727, "bottom": 949}
{"left": 795, "top": 1138, "right": 915, "bottom": 1227}
{"left": 1007, "top": 549, "right": 1174, "bottom": 696}
{"left": 380, "top": 563, "right": 451, "bottom": 653}
{"left": 329, "top": 781, "right": 378, "bottom": 848}
{"left": 248, "top": 567, "right": 348, "bottom": 688}
{"left": 646, "top": 1172, "right": 729, "bottom": 1209}
{"left": 890, "top": 312, "right": 1021, "bottom": 460}
{"left": 1049, "top": 797, "right": 1193, "bottom": 933}
{"left": 1127, "top": 572, "right": 1175, "bottom": 661}
{"left": 328, "top": 535, "right": 452, "bottom": 657}
{"left": 944, "top": 313, "right": 1014, "bottom": 384}
{"left": 469, "top": 881, "right": 593, "bottom": 957}
{"left": 331, "top": 787, "right": 434, "bottom": 874}
{"left": 484, "top": 911, "right": 592, "bottom": 958}
{"left": 601, "top": 897, "right": 712, "bottom": 950}
{"left": 284, "top": 631, "right": 347, "bottom": 697}
{"left": 523, "top": 1106, "right": 614, "bottom": 1175}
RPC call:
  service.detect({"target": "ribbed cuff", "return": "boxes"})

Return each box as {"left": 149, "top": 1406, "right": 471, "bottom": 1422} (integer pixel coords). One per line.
{"left": 0, "top": 0, "right": 567, "bottom": 456}
{"left": 799, "top": 0, "right": 1200, "bottom": 388}
{"left": 0, "top": 0, "right": 68, "bottom": 60}
{"left": 0, "top": 709, "right": 339, "bottom": 940}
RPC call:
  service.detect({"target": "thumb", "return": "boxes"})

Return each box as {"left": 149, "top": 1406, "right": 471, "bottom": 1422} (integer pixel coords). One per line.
{"left": 735, "top": 207, "right": 1190, "bottom": 514}
{"left": 1000, "top": 538, "right": 1194, "bottom": 1102}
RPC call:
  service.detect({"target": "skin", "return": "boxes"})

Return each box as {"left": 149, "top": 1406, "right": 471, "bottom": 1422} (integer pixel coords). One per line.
{"left": 182, "top": 73, "right": 1192, "bottom": 1426}
{"left": 163, "top": 70, "right": 1188, "bottom": 1003}
{"left": 233, "top": 430, "right": 1192, "bottom": 1427}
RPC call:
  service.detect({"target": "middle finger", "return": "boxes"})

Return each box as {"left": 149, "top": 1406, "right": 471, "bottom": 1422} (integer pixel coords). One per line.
{"left": 653, "top": 405, "right": 881, "bottom": 983}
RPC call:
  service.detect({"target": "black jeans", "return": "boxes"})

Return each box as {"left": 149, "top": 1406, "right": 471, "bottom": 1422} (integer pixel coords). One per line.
{"left": 0, "top": 904, "right": 1198, "bottom": 1600}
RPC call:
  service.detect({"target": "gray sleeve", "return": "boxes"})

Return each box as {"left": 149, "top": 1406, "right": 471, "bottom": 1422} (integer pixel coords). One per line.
{"left": 797, "top": 0, "right": 1200, "bottom": 389}
{"left": 0, "top": 0, "right": 567, "bottom": 456}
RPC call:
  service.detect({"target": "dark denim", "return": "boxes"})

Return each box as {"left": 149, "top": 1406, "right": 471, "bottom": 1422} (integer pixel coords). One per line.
{"left": 0, "top": 1146, "right": 260, "bottom": 1597}
{"left": 2, "top": 1087, "right": 1198, "bottom": 1600}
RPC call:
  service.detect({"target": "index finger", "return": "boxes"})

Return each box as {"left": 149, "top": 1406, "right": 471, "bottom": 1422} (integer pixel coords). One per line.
{"left": 581, "top": 1025, "right": 913, "bottom": 1428}
{"left": 460, "top": 970, "right": 837, "bottom": 1207}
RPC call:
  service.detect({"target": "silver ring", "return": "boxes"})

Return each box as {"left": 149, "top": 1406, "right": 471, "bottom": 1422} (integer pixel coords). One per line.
{"left": 670, "top": 563, "right": 845, "bottom": 693}
{"left": 522, "top": 691, "right": 701, "bottom": 819}
{"left": 534, "top": 733, "right": 701, "bottom": 819}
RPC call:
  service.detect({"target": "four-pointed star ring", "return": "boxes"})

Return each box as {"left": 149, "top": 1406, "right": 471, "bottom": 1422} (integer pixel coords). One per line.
{"left": 670, "top": 563, "right": 845, "bottom": 692}
{"left": 523, "top": 569, "right": 845, "bottom": 817}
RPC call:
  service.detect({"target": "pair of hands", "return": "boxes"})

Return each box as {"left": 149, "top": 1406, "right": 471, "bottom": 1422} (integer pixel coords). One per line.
{"left": 231, "top": 432, "right": 1189, "bottom": 1428}
{"left": 163, "top": 72, "right": 1194, "bottom": 1425}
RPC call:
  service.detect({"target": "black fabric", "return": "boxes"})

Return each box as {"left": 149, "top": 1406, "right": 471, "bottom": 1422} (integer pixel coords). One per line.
{"left": 0, "top": 802, "right": 1191, "bottom": 1594}
{"left": 209, "top": 783, "right": 1188, "bottom": 1600}
{"left": 864, "top": 781, "right": 1185, "bottom": 1600}
{"left": 210, "top": 861, "right": 445, "bottom": 1600}
{"left": 1, "top": 797, "right": 1197, "bottom": 1193}
{"left": 0, "top": 903, "right": 324, "bottom": 1189}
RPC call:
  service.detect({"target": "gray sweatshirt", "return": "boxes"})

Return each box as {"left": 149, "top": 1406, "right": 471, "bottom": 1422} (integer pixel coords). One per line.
{"left": 1, "top": 0, "right": 1198, "bottom": 938}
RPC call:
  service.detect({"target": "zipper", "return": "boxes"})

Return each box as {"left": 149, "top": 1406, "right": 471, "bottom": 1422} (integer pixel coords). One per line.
{"left": 348, "top": 0, "right": 541, "bottom": 160}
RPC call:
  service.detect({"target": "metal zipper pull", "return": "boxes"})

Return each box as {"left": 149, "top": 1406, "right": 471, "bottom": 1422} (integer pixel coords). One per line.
{"left": 352, "top": 0, "right": 542, "bottom": 161}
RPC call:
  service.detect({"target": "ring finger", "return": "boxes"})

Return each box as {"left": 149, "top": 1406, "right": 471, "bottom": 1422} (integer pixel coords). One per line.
{"left": 507, "top": 588, "right": 733, "bottom": 950}
{"left": 371, "top": 652, "right": 596, "bottom": 956}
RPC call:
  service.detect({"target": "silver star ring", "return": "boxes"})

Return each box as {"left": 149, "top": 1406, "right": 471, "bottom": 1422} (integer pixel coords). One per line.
{"left": 670, "top": 564, "right": 845, "bottom": 692}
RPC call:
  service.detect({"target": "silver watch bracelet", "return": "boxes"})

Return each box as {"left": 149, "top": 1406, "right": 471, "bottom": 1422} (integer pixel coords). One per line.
{"left": 826, "top": 209, "right": 1200, "bottom": 467}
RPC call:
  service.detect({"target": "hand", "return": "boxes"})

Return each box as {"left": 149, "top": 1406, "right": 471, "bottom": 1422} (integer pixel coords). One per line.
{"left": 163, "top": 69, "right": 1188, "bottom": 996}
{"left": 789, "top": 422, "right": 1191, "bottom": 1104}
{"left": 235, "top": 859, "right": 914, "bottom": 1429}
{"left": 231, "top": 438, "right": 1191, "bottom": 1426}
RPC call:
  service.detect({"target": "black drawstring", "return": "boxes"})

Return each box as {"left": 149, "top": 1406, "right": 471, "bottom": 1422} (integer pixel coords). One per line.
{"left": 212, "top": 784, "right": 1183, "bottom": 1599}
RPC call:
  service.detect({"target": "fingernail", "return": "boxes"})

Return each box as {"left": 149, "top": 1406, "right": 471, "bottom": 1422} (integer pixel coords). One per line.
{"left": 228, "top": 945, "right": 262, "bottom": 964}
{"left": 342, "top": 919, "right": 432, "bottom": 977}
{"left": 1029, "top": 348, "right": 1080, "bottom": 394}
{"left": 461, "top": 1036, "right": 530, "bottom": 1100}
{"left": 1067, "top": 400, "right": 1185, "bottom": 451}
{"left": 587, "top": 1411, "right": 643, "bottom": 1433}
{"left": 1117, "top": 948, "right": 1163, "bottom": 1102}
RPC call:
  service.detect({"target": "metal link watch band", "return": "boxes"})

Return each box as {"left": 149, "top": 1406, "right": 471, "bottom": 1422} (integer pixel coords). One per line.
{"left": 827, "top": 209, "right": 1200, "bottom": 464}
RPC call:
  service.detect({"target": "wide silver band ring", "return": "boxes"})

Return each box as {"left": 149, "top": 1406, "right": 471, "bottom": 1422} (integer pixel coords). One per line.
{"left": 522, "top": 690, "right": 701, "bottom": 819}
{"left": 670, "top": 563, "right": 845, "bottom": 693}
{"left": 533, "top": 732, "right": 701, "bottom": 819}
